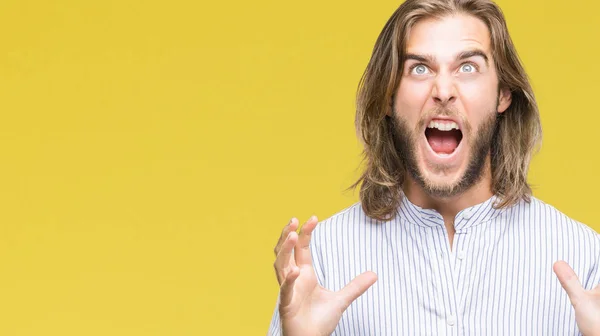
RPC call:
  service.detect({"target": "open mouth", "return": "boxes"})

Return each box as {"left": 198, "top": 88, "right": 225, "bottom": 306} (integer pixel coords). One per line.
{"left": 424, "top": 119, "right": 463, "bottom": 155}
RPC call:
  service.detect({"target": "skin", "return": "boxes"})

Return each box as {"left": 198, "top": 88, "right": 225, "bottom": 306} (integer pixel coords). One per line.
{"left": 272, "top": 14, "right": 600, "bottom": 336}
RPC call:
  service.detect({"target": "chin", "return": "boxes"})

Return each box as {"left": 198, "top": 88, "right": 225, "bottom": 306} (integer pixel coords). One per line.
{"left": 418, "top": 165, "right": 467, "bottom": 197}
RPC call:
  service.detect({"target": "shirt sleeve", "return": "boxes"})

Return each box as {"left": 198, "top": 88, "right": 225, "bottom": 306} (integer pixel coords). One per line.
{"left": 267, "top": 222, "right": 326, "bottom": 335}
{"left": 593, "top": 233, "right": 600, "bottom": 287}
{"left": 267, "top": 294, "right": 283, "bottom": 336}
{"left": 583, "top": 232, "right": 600, "bottom": 290}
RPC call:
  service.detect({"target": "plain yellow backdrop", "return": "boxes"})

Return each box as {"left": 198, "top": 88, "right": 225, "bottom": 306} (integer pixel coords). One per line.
{"left": 0, "top": 0, "right": 598, "bottom": 334}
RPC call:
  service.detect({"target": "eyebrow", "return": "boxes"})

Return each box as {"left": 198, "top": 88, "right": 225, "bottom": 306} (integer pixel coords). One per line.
{"left": 404, "top": 49, "right": 489, "bottom": 67}
{"left": 457, "top": 50, "right": 489, "bottom": 66}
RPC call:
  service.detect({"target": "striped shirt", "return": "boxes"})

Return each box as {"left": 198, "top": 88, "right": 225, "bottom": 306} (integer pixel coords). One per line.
{"left": 268, "top": 194, "right": 600, "bottom": 335}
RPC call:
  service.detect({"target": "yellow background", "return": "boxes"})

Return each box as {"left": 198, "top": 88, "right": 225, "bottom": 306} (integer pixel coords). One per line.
{"left": 0, "top": 0, "right": 597, "bottom": 334}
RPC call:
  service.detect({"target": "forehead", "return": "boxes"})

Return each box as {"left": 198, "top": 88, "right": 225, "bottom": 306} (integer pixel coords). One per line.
{"left": 405, "top": 14, "right": 491, "bottom": 60}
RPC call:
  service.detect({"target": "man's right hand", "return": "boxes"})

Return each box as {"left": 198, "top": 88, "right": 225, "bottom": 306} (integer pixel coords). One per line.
{"left": 273, "top": 216, "right": 378, "bottom": 336}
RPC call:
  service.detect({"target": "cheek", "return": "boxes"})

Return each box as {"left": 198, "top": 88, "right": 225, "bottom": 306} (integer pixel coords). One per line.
{"left": 458, "top": 81, "right": 498, "bottom": 123}
{"left": 395, "top": 81, "right": 431, "bottom": 121}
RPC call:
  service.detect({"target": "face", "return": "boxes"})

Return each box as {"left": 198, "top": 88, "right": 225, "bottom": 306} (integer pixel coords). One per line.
{"left": 392, "top": 14, "right": 512, "bottom": 198}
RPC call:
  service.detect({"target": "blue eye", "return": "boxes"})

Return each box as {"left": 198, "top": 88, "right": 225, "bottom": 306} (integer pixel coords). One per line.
{"left": 460, "top": 63, "right": 477, "bottom": 73}
{"left": 411, "top": 64, "right": 429, "bottom": 75}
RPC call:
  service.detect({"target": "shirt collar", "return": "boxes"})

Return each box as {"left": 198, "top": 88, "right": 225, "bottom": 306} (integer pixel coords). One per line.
{"left": 398, "top": 191, "right": 506, "bottom": 231}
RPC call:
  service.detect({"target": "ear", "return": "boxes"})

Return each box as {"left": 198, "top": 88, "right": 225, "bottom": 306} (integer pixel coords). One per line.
{"left": 497, "top": 87, "right": 512, "bottom": 114}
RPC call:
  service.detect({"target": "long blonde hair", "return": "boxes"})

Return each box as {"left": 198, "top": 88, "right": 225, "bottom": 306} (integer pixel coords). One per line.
{"left": 353, "top": 0, "right": 542, "bottom": 221}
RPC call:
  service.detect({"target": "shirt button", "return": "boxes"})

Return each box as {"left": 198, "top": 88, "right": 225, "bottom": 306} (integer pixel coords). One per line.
{"left": 457, "top": 251, "right": 466, "bottom": 260}
{"left": 447, "top": 314, "right": 456, "bottom": 326}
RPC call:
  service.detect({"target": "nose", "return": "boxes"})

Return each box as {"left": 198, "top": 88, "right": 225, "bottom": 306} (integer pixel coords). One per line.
{"left": 431, "top": 73, "right": 457, "bottom": 105}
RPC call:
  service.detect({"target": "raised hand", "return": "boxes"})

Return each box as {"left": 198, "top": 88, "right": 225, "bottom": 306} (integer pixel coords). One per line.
{"left": 553, "top": 260, "right": 600, "bottom": 336}
{"left": 273, "top": 216, "right": 377, "bottom": 336}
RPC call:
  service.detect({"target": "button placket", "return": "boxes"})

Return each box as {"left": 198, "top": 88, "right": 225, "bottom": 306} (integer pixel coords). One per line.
{"left": 447, "top": 314, "right": 456, "bottom": 326}
{"left": 429, "top": 226, "right": 456, "bottom": 334}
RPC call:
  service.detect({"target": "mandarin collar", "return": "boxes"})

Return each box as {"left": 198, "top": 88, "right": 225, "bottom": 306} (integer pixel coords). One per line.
{"left": 397, "top": 191, "right": 506, "bottom": 232}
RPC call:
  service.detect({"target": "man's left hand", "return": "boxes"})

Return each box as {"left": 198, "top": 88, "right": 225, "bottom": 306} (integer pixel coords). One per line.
{"left": 554, "top": 260, "right": 600, "bottom": 336}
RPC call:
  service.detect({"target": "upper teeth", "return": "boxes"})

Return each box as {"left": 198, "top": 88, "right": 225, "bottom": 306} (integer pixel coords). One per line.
{"left": 427, "top": 120, "right": 459, "bottom": 131}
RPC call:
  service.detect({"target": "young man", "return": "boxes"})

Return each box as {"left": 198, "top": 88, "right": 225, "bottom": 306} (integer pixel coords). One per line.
{"left": 269, "top": 0, "right": 600, "bottom": 335}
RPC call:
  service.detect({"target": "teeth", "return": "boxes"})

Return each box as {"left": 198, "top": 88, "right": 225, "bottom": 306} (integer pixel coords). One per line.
{"left": 427, "top": 120, "right": 459, "bottom": 131}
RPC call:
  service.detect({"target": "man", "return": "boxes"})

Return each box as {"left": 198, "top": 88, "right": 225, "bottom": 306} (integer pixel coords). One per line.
{"left": 268, "top": 0, "right": 600, "bottom": 335}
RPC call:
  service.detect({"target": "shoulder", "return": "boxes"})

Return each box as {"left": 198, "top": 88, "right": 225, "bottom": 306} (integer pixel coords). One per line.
{"left": 319, "top": 202, "right": 368, "bottom": 225}
{"left": 517, "top": 196, "right": 600, "bottom": 255}
{"left": 310, "top": 202, "right": 382, "bottom": 247}
{"left": 525, "top": 196, "right": 599, "bottom": 237}
{"left": 524, "top": 197, "right": 600, "bottom": 288}
{"left": 314, "top": 202, "right": 380, "bottom": 234}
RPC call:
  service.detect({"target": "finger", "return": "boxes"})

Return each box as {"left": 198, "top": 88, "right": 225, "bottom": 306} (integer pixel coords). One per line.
{"left": 274, "top": 218, "right": 299, "bottom": 256}
{"left": 274, "top": 231, "right": 298, "bottom": 285}
{"left": 294, "top": 216, "right": 318, "bottom": 266}
{"left": 553, "top": 260, "right": 585, "bottom": 307}
{"left": 279, "top": 266, "right": 300, "bottom": 308}
{"left": 337, "top": 271, "right": 378, "bottom": 310}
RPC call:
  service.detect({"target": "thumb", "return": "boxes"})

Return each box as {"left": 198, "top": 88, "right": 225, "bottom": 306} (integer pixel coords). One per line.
{"left": 553, "top": 260, "right": 585, "bottom": 307}
{"left": 337, "top": 271, "right": 378, "bottom": 311}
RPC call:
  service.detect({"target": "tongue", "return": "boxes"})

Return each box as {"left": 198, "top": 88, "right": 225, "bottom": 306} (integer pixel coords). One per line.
{"left": 427, "top": 129, "right": 459, "bottom": 154}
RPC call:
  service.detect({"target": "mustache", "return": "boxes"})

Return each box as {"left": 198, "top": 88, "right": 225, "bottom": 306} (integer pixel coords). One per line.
{"left": 417, "top": 106, "right": 470, "bottom": 132}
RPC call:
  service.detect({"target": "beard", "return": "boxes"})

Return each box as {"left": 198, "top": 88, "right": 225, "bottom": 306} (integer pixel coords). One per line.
{"left": 390, "top": 106, "right": 499, "bottom": 198}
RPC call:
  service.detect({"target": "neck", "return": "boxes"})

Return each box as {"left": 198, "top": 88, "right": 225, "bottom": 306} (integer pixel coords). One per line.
{"left": 402, "top": 156, "right": 494, "bottom": 222}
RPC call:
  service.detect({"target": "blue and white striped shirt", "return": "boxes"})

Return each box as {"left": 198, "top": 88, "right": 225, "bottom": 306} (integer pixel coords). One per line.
{"left": 268, "top": 194, "right": 600, "bottom": 335}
